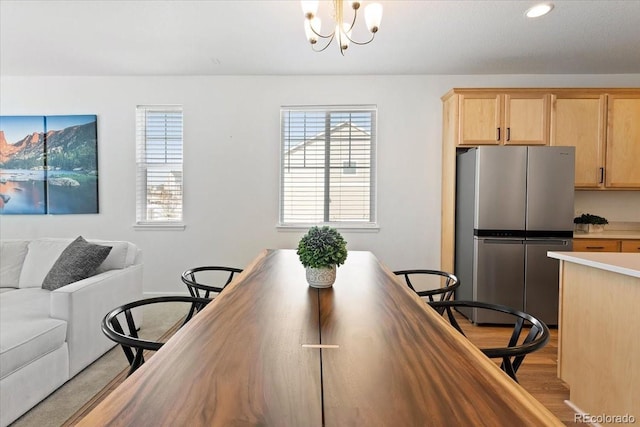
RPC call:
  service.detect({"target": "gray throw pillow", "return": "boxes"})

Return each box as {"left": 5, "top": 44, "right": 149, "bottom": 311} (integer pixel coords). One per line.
{"left": 42, "top": 236, "right": 112, "bottom": 291}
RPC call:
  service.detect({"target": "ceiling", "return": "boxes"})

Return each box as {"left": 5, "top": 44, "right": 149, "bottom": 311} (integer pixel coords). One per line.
{"left": 1, "top": 0, "right": 640, "bottom": 76}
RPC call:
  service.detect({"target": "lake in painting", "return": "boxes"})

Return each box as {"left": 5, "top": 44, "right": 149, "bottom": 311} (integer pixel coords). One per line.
{"left": 0, "top": 170, "right": 46, "bottom": 214}
{"left": 0, "top": 169, "right": 98, "bottom": 214}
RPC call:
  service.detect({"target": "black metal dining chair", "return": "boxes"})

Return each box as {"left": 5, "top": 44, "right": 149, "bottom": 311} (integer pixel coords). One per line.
{"left": 102, "top": 295, "right": 211, "bottom": 377}
{"left": 181, "top": 266, "right": 243, "bottom": 320}
{"left": 393, "top": 269, "right": 460, "bottom": 302}
{"left": 428, "top": 300, "right": 550, "bottom": 382}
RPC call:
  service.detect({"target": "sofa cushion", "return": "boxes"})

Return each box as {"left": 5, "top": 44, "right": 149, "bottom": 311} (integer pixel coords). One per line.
{"left": 93, "top": 240, "right": 139, "bottom": 270}
{"left": 18, "top": 239, "right": 70, "bottom": 288}
{"left": 0, "top": 288, "right": 68, "bottom": 379}
{"left": 92, "top": 240, "right": 129, "bottom": 273}
{"left": 0, "top": 240, "right": 29, "bottom": 288}
{"left": 42, "top": 237, "right": 112, "bottom": 291}
{"left": 0, "top": 344, "right": 69, "bottom": 427}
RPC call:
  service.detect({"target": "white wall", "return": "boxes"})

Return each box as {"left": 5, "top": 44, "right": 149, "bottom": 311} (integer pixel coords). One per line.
{"left": 575, "top": 191, "right": 640, "bottom": 222}
{"left": 1, "top": 74, "right": 639, "bottom": 294}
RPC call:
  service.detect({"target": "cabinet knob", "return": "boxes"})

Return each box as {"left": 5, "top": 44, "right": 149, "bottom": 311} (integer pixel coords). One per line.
{"left": 496, "top": 127, "right": 501, "bottom": 141}
{"left": 507, "top": 127, "right": 511, "bottom": 141}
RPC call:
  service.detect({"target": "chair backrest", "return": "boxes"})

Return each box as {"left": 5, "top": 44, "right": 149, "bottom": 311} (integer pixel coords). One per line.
{"left": 428, "top": 300, "right": 550, "bottom": 382}
{"left": 181, "top": 266, "right": 243, "bottom": 299}
{"left": 393, "top": 269, "right": 460, "bottom": 302}
{"left": 102, "top": 295, "right": 211, "bottom": 377}
{"left": 181, "top": 266, "right": 242, "bottom": 322}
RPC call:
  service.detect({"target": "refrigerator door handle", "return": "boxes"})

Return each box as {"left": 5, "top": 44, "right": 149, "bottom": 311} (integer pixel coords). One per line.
{"left": 526, "top": 239, "right": 571, "bottom": 246}
{"left": 483, "top": 239, "right": 524, "bottom": 244}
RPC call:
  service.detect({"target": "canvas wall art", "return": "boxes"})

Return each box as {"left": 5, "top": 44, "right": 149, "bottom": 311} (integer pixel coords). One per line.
{"left": 0, "top": 115, "right": 99, "bottom": 214}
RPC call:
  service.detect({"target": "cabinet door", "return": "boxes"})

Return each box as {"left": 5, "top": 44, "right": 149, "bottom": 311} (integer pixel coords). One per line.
{"left": 573, "top": 239, "right": 620, "bottom": 252}
{"left": 621, "top": 240, "right": 640, "bottom": 253}
{"left": 503, "top": 94, "right": 549, "bottom": 146}
{"left": 458, "top": 93, "right": 502, "bottom": 146}
{"left": 606, "top": 95, "right": 640, "bottom": 188}
{"left": 550, "top": 94, "right": 606, "bottom": 188}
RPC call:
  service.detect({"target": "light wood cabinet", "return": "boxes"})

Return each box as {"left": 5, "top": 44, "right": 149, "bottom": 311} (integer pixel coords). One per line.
{"left": 458, "top": 93, "right": 501, "bottom": 145}
{"left": 573, "top": 239, "right": 620, "bottom": 252}
{"left": 550, "top": 93, "right": 606, "bottom": 188}
{"left": 550, "top": 92, "right": 640, "bottom": 189}
{"left": 606, "top": 95, "right": 640, "bottom": 188}
{"left": 457, "top": 91, "right": 549, "bottom": 146}
{"left": 621, "top": 240, "right": 640, "bottom": 252}
{"left": 573, "top": 238, "right": 640, "bottom": 252}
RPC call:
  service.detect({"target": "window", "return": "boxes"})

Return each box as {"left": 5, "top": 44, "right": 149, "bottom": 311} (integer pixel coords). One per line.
{"left": 280, "top": 106, "right": 376, "bottom": 227}
{"left": 135, "top": 105, "right": 183, "bottom": 226}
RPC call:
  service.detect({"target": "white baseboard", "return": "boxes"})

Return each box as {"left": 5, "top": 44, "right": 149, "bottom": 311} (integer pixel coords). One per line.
{"left": 143, "top": 291, "right": 190, "bottom": 297}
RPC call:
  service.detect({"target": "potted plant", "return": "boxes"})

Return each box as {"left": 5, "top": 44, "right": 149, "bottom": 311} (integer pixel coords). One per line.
{"left": 573, "top": 213, "right": 608, "bottom": 233}
{"left": 297, "top": 226, "right": 348, "bottom": 288}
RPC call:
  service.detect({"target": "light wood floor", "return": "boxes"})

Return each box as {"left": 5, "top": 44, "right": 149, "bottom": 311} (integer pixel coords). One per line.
{"left": 457, "top": 315, "right": 579, "bottom": 426}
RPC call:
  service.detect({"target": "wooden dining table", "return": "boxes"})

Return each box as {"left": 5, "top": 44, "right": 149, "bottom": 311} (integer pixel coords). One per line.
{"left": 78, "top": 249, "right": 562, "bottom": 426}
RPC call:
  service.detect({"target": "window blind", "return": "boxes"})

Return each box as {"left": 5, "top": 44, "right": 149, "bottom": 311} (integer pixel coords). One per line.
{"left": 280, "top": 106, "right": 376, "bottom": 226}
{"left": 135, "top": 105, "right": 183, "bottom": 224}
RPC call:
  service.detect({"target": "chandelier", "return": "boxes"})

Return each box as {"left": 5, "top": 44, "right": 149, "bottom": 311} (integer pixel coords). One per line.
{"left": 301, "top": 1, "right": 383, "bottom": 55}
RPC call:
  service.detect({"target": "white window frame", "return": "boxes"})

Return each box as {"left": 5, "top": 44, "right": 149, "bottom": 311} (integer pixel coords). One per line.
{"left": 279, "top": 105, "right": 378, "bottom": 230}
{"left": 134, "top": 105, "right": 185, "bottom": 230}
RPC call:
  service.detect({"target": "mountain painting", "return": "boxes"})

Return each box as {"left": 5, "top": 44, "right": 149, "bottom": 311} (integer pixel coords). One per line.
{"left": 0, "top": 115, "right": 99, "bottom": 214}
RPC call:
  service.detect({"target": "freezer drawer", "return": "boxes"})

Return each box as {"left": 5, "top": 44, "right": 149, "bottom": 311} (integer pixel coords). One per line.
{"left": 524, "top": 239, "right": 572, "bottom": 325}
{"left": 473, "top": 238, "right": 525, "bottom": 324}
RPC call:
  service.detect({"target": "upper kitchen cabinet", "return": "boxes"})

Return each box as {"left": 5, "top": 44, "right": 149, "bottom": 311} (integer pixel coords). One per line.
{"left": 606, "top": 94, "right": 640, "bottom": 188}
{"left": 452, "top": 90, "right": 549, "bottom": 146}
{"left": 550, "top": 91, "right": 640, "bottom": 190}
{"left": 503, "top": 93, "right": 549, "bottom": 146}
{"left": 550, "top": 93, "right": 606, "bottom": 188}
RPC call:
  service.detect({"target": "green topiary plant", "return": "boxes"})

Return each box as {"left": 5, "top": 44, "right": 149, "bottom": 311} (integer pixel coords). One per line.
{"left": 573, "top": 213, "right": 608, "bottom": 225}
{"left": 297, "top": 226, "right": 348, "bottom": 269}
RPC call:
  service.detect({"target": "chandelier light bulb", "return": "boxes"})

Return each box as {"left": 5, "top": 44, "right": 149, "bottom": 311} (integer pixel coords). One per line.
{"left": 339, "top": 21, "right": 353, "bottom": 50}
{"left": 365, "top": 3, "right": 383, "bottom": 33}
{"left": 304, "top": 17, "right": 321, "bottom": 43}
{"left": 301, "top": 0, "right": 319, "bottom": 18}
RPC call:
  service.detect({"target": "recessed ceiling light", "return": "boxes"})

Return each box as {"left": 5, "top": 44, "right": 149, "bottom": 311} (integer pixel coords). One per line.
{"left": 525, "top": 3, "right": 554, "bottom": 18}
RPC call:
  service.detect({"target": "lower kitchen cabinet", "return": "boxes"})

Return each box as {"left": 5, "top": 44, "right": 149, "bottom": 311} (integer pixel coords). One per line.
{"left": 621, "top": 240, "right": 640, "bottom": 253}
{"left": 573, "top": 238, "right": 640, "bottom": 252}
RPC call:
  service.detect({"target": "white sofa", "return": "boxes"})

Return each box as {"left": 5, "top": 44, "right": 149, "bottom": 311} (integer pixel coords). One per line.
{"left": 0, "top": 238, "right": 143, "bottom": 427}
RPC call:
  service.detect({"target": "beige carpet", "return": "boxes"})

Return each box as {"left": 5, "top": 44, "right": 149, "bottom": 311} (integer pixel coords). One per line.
{"left": 10, "top": 302, "right": 189, "bottom": 427}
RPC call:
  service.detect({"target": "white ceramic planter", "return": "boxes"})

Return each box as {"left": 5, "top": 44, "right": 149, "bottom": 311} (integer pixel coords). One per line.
{"left": 575, "top": 224, "right": 606, "bottom": 233}
{"left": 305, "top": 265, "right": 337, "bottom": 288}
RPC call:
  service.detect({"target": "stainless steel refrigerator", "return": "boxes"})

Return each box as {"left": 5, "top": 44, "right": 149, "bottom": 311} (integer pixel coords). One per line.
{"left": 454, "top": 146, "right": 575, "bottom": 325}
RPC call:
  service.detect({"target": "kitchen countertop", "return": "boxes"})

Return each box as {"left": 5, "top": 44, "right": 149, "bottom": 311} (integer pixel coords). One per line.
{"left": 548, "top": 251, "right": 640, "bottom": 278}
{"left": 573, "top": 230, "right": 640, "bottom": 239}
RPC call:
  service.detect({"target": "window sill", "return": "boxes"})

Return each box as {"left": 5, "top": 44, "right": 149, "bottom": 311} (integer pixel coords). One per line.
{"left": 134, "top": 222, "right": 186, "bottom": 231}
{"left": 277, "top": 223, "right": 379, "bottom": 233}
